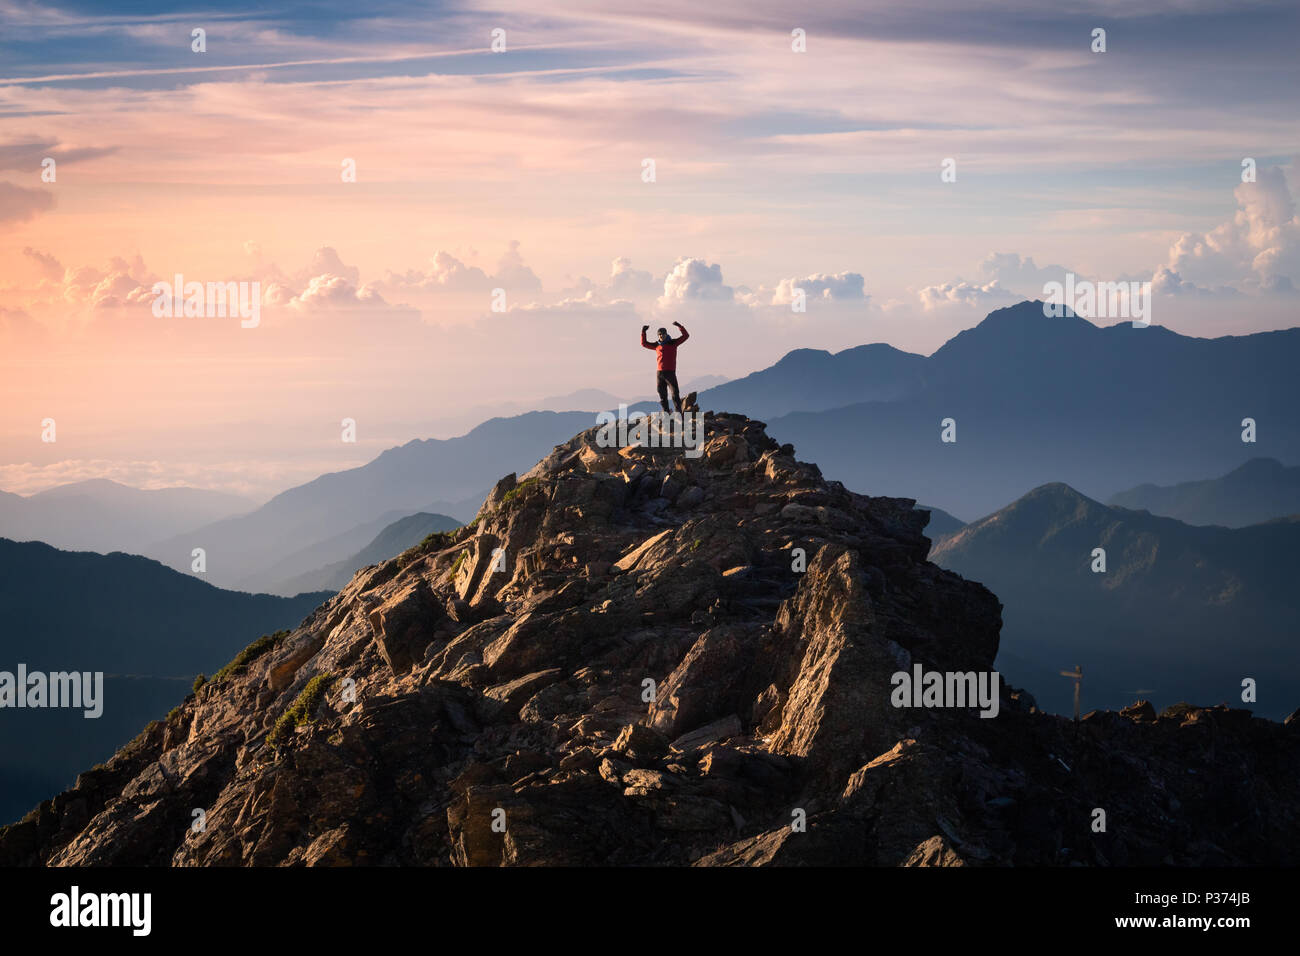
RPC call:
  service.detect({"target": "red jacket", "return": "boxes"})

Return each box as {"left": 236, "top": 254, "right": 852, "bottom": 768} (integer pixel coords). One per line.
{"left": 642, "top": 325, "right": 689, "bottom": 371}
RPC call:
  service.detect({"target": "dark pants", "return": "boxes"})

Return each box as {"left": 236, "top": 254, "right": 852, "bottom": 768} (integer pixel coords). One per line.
{"left": 656, "top": 370, "right": 682, "bottom": 412}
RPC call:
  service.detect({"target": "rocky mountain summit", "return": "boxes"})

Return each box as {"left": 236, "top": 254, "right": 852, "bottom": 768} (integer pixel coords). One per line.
{"left": 4, "top": 413, "right": 1298, "bottom": 866}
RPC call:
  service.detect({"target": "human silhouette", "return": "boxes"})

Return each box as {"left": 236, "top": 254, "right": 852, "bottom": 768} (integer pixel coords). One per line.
{"left": 641, "top": 322, "right": 689, "bottom": 413}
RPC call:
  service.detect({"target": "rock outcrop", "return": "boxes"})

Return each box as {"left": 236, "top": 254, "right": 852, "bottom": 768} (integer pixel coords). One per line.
{"left": 3, "top": 412, "right": 1298, "bottom": 866}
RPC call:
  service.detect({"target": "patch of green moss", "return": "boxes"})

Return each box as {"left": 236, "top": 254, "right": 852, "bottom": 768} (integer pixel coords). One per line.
{"left": 193, "top": 673, "right": 207, "bottom": 695}
{"left": 416, "top": 529, "right": 457, "bottom": 553}
{"left": 397, "top": 521, "right": 480, "bottom": 565}
{"left": 450, "top": 549, "right": 469, "bottom": 577}
{"left": 267, "top": 672, "right": 336, "bottom": 749}
{"left": 211, "top": 629, "right": 291, "bottom": 684}
{"left": 500, "top": 477, "right": 541, "bottom": 505}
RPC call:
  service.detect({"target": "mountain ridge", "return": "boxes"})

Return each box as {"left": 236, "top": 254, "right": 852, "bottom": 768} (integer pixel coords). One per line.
{"left": 15, "top": 301, "right": 1300, "bottom": 592}
{"left": 6, "top": 413, "right": 1298, "bottom": 867}
{"left": 0, "top": 537, "right": 330, "bottom": 826}
{"left": 1109, "top": 457, "right": 1300, "bottom": 527}
{"left": 931, "top": 482, "right": 1300, "bottom": 718}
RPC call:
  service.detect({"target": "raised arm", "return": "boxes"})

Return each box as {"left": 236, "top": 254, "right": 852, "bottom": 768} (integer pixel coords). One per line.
{"left": 672, "top": 321, "right": 689, "bottom": 345}
{"left": 640, "top": 325, "right": 655, "bottom": 349}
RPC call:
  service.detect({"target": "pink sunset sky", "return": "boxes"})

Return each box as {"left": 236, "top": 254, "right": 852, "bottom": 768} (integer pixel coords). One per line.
{"left": 1, "top": 0, "right": 1297, "bottom": 499}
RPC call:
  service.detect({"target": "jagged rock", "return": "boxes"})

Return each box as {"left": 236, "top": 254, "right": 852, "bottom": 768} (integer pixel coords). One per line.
{"left": 902, "top": 835, "right": 966, "bottom": 867}
{"left": 670, "top": 714, "right": 742, "bottom": 753}
{"left": 453, "top": 534, "right": 506, "bottom": 606}
{"left": 1121, "top": 700, "right": 1157, "bottom": 722}
{"left": 579, "top": 445, "right": 622, "bottom": 474}
{"left": 481, "top": 668, "right": 563, "bottom": 718}
{"left": 613, "top": 529, "right": 673, "bottom": 572}
{"left": 368, "top": 579, "right": 440, "bottom": 675}
{"left": 649, "top": 624, "right": 764, "bottom": 739}
{"left": 483, "top": 473, "right": 517, "bottom": 512}
{"left": 6, "top": 411, "right": 1299, "bottom": 869}
{"left": 269, "top": 632, "right": 326, "bottom": 691}
{"left": 763, "top": 546, "right": 922, "bottom": 783}
{"left": 752, "top": 683, "right": 785, "bottom": 733}
{"left": 613, "top": 723, "right": 670, "bottom": 762}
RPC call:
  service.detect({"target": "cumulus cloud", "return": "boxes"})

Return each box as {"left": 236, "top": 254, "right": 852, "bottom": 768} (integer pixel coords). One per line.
{"left": 261, "top": 282, "right": 296, "bottom": 308}
{"left": 49, "top": 254, "right": 156, "bottom": 308}
{"left": 421, "top": 251, "right": 492, "bottom": 291}
{"left": 1151, "top": 266, "right": 1243, "bottom": 298}
{"left": 510, "top": 291, "right": 638, "bottom": 318}
{"left": 658, "top": 257, "right": 733, "bottom": 307}
{"left": 7, "top": 246, "right": 403, "bottom": 316}
{"left": 977, "top": 253, "right": 1073, "bottom": 297}
{"left": 494, "top": 240, "right": 542, "bottom": 293}
{"left": 917, "top": 278, "right": 1017, "bottom": 310}
{"left": 609, "top": 257, "right": 658, "bottom": 299}
{"left": 287, "top": 274, "right": 388, "bottom": 310}
{"left": 772, "top": 271, "right": 867, "bottom": 305}
{"left": 378, "top": 241, "right": 542, "bottom": 296}
{"left": 1164, "top": 164, "right": 1300, "bottom": 293}
{"left": 553, "top": 257, "right": 658, "bottom": 308}
{"left": 300, "top": 247, "right": 359, "bottom": 286}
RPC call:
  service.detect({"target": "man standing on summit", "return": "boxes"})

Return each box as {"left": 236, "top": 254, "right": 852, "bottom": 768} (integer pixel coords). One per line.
{"left": 641, "top": 321, "right": 689, "bottom": 414}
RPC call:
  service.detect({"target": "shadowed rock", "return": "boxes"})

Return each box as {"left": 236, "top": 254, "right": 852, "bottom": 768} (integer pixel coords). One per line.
{"left": 4, "top": 411, "right": 1298, "bottom": 868}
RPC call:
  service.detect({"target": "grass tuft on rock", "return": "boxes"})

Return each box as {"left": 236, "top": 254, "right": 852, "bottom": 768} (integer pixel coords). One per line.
{"left": 211, "top": 630, "right": 291, "bottom": 684}
{"left": 500, "top": 477, "right": 541, "bottom": 505}
{"left": 267, "top": 673, "right": 336, "bottom": 749}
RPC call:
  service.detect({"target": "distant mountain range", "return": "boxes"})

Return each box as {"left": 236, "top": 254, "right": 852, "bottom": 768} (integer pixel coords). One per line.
{"left": 9, "top": 302, "right": 1299, "bottom": 594}
{"left": 375, "top": 377, "right": 729, "bottom": 443}
{"left": 139, "top": 411, "right": 588, "bottom": 590}
{"left": 1110, "top": 457, "right": 1300, "bottom": 527}
{"left": 762, "top": 302, "right": 1300, "bottom": 519}
{"left": 694, "top": 344, "right": 929, "bottom": 419}
{"left": 269, "top": 511, "right": 461, "bottom": 595}
{"left": 0, "top": 479, "right": 254, "bottom": 555}
{"left": 917, "top": 504, "right": 966, "bottom": 541}
{"left": 0, "top": 538, "right": 330, "bottom": 825}
{"left": 15, "top": 412, "right": 1300, "bottom": 868}
{"left": 930, "top": 483, "right": 1300, "bottom": 720}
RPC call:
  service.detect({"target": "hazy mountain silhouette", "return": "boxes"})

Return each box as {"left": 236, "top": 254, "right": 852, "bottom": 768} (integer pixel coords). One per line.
{"left": 930, "top": 483, "right": 1300, "bottom": 720}
{"left": 0, "top": 479, "right": 254, "bottom": 554}
{"left": 917, "top": 504, "right": 965, "bottom": 542}
{"left": 246, "top": 506, "right": 473, "bottom": 595}
{"left": 0, "top": 538, "right": 329, "bottom": 824}
{"left": 696, "top": 343, "right": 928, "bottom": 418}
{"left": 270, "top": 511, "right": 462, "bottom": 595}
{"left": 1110, "top": 457, "right": 1300, "bottom": 527}
{"left": 123, "top": 301, "right": 1300, "bottom": 589}
{"left": 764, "top": 302, "right": 1300, "bottom": 518}
{"left": 145, "top": 411, "right": 594, "bottom": 589}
